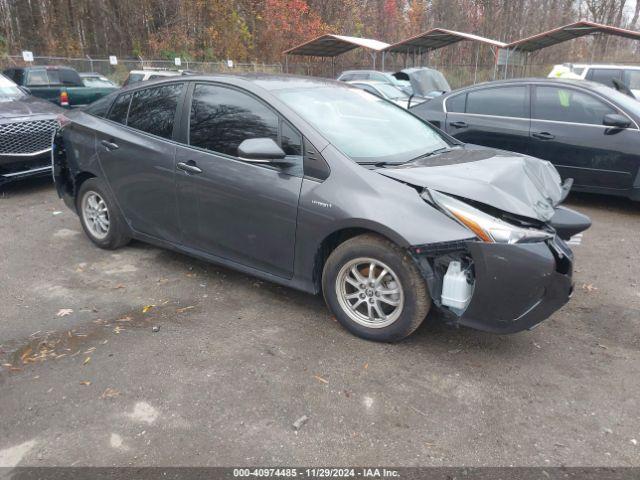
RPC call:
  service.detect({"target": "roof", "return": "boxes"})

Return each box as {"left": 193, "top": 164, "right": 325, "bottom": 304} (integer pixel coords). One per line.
{"left": 384, "top": 28, "right": 507, "bottom": 54}
{"left": 283, "top": 34, "right": 390, "bottom": 57}
{"left": 506, "top": 21, "right": 640, "bottom": 52}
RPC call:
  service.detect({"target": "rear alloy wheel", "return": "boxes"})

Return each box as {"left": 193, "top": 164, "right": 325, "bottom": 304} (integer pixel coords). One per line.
{"left": 81, "top": 191, "right": 110, "bottom": 240}
{"left": 77, "top": 178, "right": 130, "bottom": 250}
{"left": 322, "top": 233, "right": 431, "bottom": 342}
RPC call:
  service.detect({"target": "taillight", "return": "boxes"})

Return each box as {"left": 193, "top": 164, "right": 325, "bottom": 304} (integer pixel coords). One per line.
{"left": 59, "top": 91, "right": 69, "bottom": 107}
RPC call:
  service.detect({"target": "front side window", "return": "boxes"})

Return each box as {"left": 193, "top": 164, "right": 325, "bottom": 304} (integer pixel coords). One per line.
{"left": 533, "top": 86, "right": 616, "bottom": 125}
{"left": 84, "top": 94, "right": 113, "bottom": 117}
{"left": 189, "top": 84, "right": 279, "bottom": 156}
{"left": 275, "top": 86, "right": 449, "bottom": 164}
{"left": 465, "top": 86, "right": 528, "bottom": 118}
{"left": 127, "top": 83, "right": 184, "bottom": 139}
{"left": 281, "top": 121, "right": 302, "bottom": 156}
{"left": 107, "top": 93, "right": 131, "bottom": 124}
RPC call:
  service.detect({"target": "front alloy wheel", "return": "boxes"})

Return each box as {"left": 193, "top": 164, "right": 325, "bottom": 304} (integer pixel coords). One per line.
{"left": 336, "top": 258, "right": 404, "bottom": 328}
{"left": 322, "top": 233, "right": 431, "bottom": 342}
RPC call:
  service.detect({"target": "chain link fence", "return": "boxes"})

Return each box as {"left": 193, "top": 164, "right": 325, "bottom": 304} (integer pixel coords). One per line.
{"left": 0, "top": 55, "right": 283, "bottom": 84}
{"left": 0, "top": 54, "right": 592, "bottom": 89}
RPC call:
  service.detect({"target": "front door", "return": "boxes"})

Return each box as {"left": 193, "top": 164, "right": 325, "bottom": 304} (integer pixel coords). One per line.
{"left": 529, "top": 85, "right": 639, "bottom": 191}
{"left": 175, "top": 83, "right": 303, "bottom": 278}
{"left": 96, "top": 84, "right": 185, "bottom": 242}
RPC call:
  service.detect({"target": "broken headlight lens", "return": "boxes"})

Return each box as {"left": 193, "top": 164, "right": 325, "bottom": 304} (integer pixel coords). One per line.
{"left": 426, "top": 190, "right": 553, "bottom": 244}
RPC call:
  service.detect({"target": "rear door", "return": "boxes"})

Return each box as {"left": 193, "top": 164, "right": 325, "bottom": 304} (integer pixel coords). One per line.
{"left": 174, "top": 82, "right": 303, "bottom": 278}
{"left": 444, "top": 84, "right": 532, "bottom": 155}
{"left": 529, "top": 84, "right": 639, "bottom": 191}
{"left": 95, "top": 83, "right": 185, "bottom": 242}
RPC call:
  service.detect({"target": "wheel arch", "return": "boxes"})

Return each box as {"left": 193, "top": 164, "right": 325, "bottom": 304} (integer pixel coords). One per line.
{"left": 310, "top": 223, "right": 410, "bottom": 294}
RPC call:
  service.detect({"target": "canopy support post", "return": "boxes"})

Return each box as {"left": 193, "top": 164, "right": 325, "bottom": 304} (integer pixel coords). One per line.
{"left": 285, "top": 54, "right": 289, "bottom": 74}
{"left": 473, "top": 43, "right": 479, "bottom": 84}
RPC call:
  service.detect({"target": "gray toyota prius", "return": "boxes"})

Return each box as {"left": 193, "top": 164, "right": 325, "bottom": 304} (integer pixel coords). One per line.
{"left": 53, "top": 74, "right": 591, "bottom": 342}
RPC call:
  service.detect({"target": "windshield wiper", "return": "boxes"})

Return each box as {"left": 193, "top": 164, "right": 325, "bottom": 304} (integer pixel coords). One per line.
{"left": 410, "top": 147, "right": 452, "bottom": 162}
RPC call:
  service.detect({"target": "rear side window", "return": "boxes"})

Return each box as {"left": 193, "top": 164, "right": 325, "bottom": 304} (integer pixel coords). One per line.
{"left": 588, "top": 69, "right": 623, "bottom": 88}
{"left": 189, "top": 84, "right": 279, "bottom": 156}
{"left": 107, "top": 93, "right": 131, "bottom": 124}
{"left": 465, "top": 86, "right": 528, "bottom": 118}
{"left": 59, "top": 69, "right": 81, "bottom": 86}
{"left": 446, "top": 93, "right": 466, "bottom": 113}
{"left": 127, "top": 83, "right": 184, "bottom": 139}
{"left": 532, "top": 86, "right": 616, "bottom": 125}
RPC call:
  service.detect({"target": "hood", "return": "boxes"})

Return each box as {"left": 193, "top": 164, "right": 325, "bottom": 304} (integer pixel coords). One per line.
{"left": 392, "top": 68, "right": 451, "bottom": 98}
{"left": 378, "top": 146, "right": 565, "bottom": 222}
{"left": 0, "top": 95, "right": 62, "bottom": 119}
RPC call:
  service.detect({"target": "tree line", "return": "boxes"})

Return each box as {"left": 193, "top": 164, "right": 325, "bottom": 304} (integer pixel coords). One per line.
{"left": 0, "top": 0, "right": 638, "bottom": 66}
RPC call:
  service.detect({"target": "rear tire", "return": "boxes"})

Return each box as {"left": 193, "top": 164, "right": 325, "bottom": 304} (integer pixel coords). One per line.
{"left": 76, "top": 178, "right": 130, "bottom": 250}
{"left": 322, "top": 233, "right": 431, "bottom": 342}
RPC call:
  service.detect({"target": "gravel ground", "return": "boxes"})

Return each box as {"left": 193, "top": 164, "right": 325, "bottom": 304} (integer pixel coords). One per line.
{"left": 0, "top": 177, "right": 638, "bottom": 467}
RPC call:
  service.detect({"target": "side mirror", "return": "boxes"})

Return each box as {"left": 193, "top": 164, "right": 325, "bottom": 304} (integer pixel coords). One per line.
{"left": 237, "top": 138, "right": 286, "bottom": 164}
{"left": 603, "top": 113, "right": 631, "bottom": 129}
{"left": 19, "top": 86, "right": 31, "bottom": 95}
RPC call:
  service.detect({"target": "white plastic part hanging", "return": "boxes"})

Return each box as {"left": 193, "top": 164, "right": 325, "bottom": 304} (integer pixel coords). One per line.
{"left": 441, "top": 261, "right": 473, "bottom": 313}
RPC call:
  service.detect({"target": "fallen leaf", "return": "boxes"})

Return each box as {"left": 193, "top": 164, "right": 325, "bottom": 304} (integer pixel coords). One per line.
{"left": 142, "top": 305, "right": 155, "bottom": 313}
{"left": 113, "top": 284, "right": 125, "bottom": 289}
{"left": 363, "top": 362, "right": 368, "bottom": 369}
{"left": 597, "top": 343, "right": 608, "bottom": 350}
{"left": 57, "top": 308, "right": 74, "bottom": 317}
{"left": 100, "top": 388, "right": 120, "bottom": 399}
{"left": 581, "top": 283, "right": 598, "bottom": 293}
{"left": 116, "top": 316, "right": 132, "bottom": 322}
{"left": 176, "top": 306, "right": 195, "bottom": 313}
{"left": 113, "top": 326, "right": 124, "bottom": 334}
{"left": 313, "top": 375, "right": 328, "bottom": 384}
{"left": 80, "top": 380, "right": 91, "bottom": 386}
{"left": 2, "top": 363, "right": 13, "bottom": 367}
{"left": 83, "top": 357, "right": 91, "bottom": 365}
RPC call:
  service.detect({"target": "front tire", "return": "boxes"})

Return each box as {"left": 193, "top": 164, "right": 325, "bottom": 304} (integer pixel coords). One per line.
{"left": 322, "top": 234, "right": 431, "bottom": 342}
{"left": 77, "top": 178, "right": 130, "bottom": 250}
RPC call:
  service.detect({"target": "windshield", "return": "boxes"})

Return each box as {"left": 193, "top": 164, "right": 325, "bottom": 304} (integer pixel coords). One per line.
{"left": 375, "top": 84, "right": 407, "bottom": 100}
{"left": 275, "top": 86, "right": 449, "bottom": 164}
{"left": 0, "top": 74, "right": 25, "bottom": 101}
{"left": 82, "top": 76, "right": 115, "bottom": 88}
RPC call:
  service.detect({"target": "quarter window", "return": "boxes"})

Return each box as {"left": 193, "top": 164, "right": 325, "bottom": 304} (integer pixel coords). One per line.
{"left": 106, "top": 93, "right": 131, "bottom": 124}
{"left": 127, "top": 83, "right": 184, "bottom": 139}
{"left": 623, "top": 70, "right": 640, "bottom": 90}
{"left": 533, "top": 86, "right": 617, "bottom": 125}
{"left": 465, "top": 86, "right": 528, "bottom": 118}
{"left": 189, "top": 84, "right": 279, "bottom": 157}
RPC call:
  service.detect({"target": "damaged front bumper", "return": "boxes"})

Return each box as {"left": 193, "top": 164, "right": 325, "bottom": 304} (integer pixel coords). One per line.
{"left": 412, "top": 236, "right": 574, "bottom": 334}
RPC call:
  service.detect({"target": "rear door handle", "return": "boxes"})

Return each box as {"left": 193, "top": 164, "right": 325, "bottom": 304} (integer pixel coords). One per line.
{"left": 100, "top": 139, "right": 119, "bottom": 150}
{"left": 532, "top": 131, "right": 555, "bottom": 140}
{"left": 449, "top": 121, "right": 468, "bottom": 129}
{"left": 177, "top": 161, "right": 202, "bottom": 174}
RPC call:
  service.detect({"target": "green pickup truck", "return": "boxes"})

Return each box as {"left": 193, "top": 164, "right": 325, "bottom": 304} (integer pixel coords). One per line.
{"left": 2, "top": 66, "right": 118, "bottom": 108}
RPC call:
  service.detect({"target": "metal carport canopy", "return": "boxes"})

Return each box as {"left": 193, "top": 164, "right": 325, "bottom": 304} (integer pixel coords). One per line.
{"left": 384, "top": 28, "right": 506, "bottom": 53}
{"left": 506, "top": 20, "right": 640, "bottom": 52}
{"left": 283, "top": 34, "right": 390, "bottom": 57}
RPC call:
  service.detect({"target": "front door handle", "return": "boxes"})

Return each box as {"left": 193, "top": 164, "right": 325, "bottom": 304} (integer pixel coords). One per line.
{"left": 177, "top": 161, "right": 202, "bottom": 174}
{"left": 101, "top": 139, "right": 119, "bottom": 151}
{"left": 532, "top": 131, "right": 555, "bottom": 140}
{"left": 449, "top": 121, "right": 468, "bottom": 129}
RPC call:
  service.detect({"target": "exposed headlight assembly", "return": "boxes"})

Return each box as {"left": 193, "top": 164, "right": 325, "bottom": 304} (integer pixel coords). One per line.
{"left": 424, "top": 190, "right": 553, "bottom": 244}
